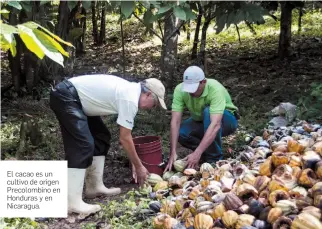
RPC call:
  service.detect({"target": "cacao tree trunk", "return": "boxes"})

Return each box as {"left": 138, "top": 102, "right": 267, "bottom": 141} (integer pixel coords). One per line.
{"left": 92, "top": 1, "right": 98, "bottom": 44}
{"left": 161, "top": 12, "right": 179, "bottom": 90}
{"left": 8, "top": 10, "right": 24, "bottom": 93}
{"left": 98, "top": 1, "right": 106, "bottom": 45}
{"left": 278, "top": 2, "right": 295, "bottom": 59}
{"left": 76, "top": 6, "right": 86, "bottom": 55}
{"left": 24, "top": 1, "right": 41, "bottom": 89}
{"left": 53, "top": 0, "right": 71, "bottom": 81}
{"left": 55, "top": 1, "right": 70, "bottom": 41}
{"left": 298, "top": 6, "right": 303, "bottom": 34}
{"left": 191, "top": 2, "right": 203, "bottom": 60}
{"left": 198, "top": 3, "right": 214, "bottom": 67}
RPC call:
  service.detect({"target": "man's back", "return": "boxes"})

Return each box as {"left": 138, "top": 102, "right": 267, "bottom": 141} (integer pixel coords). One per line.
{"left": 68, "top": 74, "right": 141, "bottom": 117}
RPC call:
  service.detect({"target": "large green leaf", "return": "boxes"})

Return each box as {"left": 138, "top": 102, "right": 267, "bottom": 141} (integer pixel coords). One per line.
{"left": 68, "top": 28, "right": 84, "bottom": 41}
{"left": 18, "top": 25, "right": 64, "bottom": 66}
{"left": 149, "top": 11, "right": 168, "bottom": 24}
{"left": 234, "top": 9, "right": 244, "bottom": 24}
{"left": 110, "top": 1, "right": 121, "bottom": 9}
{"left": 157, "top": 5, "right": 172, "bottom": 14}
{"left": 0, "top": 9, "right": 10, "bottom": 14}
{"left": 140, "top": 0, "right": 151, "bottom": 9}
{"left": 143, "top": 10, "right": 153, "bottom": 25}
{"left": 2, "top": 33, "right": 17, "bottom": 56}
{"left": 34, "top": 29, "right": 69, "bottom": 57}
{"left": 0, "top": 22, "right": 19, "bottom": 35}
{"left": 20, "top": 1, "right": 32, "bottom": 13}
{"left": 173, "top": 6, "right": 186, "bottom": 20}
{"left": 0, "top": 34, "right": 11, "bottom": 52}
{"left": 121, "top": 1, "right": 135, "bottom": 18}
{"left": 184, "top": 7, "right": 196, "bottom": 20}
{"left": 18, "top": 31, "right": 45, "bottom": 59}
{"left": 82, "top": 1, "right": 91, "bottom": 10}
{"left": 7, "top": 1, "right": 22, "bottom": 10}
{"left": 226, "top": 11, "right": 235, "bottom": 29}
{"left": 39, "top": 0, "right": 50, "bottom": 6}
{"left": 67, "top": 1, "right": 77, "bottom": 11}
{"left": 22, "top": 21, "right": 74, "bottom": 47}
{"left": 216, "top": 14, "right": 227, "bottom": 34}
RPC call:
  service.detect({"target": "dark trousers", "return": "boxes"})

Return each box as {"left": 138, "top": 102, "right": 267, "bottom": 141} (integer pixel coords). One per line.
{"left": 49, "top": 80, "right": 111, "bottom": 168}
{"left": 178, "top": 107, "right": 238, "bottom": 163}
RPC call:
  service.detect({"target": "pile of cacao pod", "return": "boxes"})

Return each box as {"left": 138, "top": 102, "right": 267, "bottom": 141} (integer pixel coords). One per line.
{"left": 146, "top": 121, "right": 322, "bottom": 229}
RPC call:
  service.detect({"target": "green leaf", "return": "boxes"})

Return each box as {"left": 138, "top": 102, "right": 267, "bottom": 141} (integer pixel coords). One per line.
{"left": 7, "top": 1, "right": 22, "bottom": 10}
{"left": 82, "top": 1, "right": 91, "bottom": 10}
{"left": 173, "top": 6, "right": 186, "bottom": 20}
{"left": 0, "top": 22, "right": 19, "bottom": 35}
{"left": 157, "top": 5, "right": 172, "bottom": 14}
{"left": 20, "top": 1, "right": 32, "bottom": 13}
{"left": 121, "top": 1, "right": 135, "bottom": 18}
{"left": 39, "top": 0, "right": 50, "bottom": 6}
{"left": 0, "top": 9, "right": 10, "bottom": 14}
{"left": 143, "top": 10, "right": 153, "bottom": 25}
{"left": 234, "top": 9, "right": 244, "bottom": 24}
{"left": 0, "top": 34, "right": 11, "bottom": 52}
{"left": 110, "top": 1, "right": 121, "bottom": 9}
{"left": 216, "top": 14, "right": 227, "bottom": 34}
{"left": 140, "top": 0, "right": 151, "bottom": 9}
{"left": 33, "top": 29, "right": 69, "bottom": 57}
{"left": 67, "top": 1, "right": 77, "bottom": 11}
{"left": 22, "top": 21, "right": 74, "bottom": 47}
{"left": 18, "top": 24, "right": 64, "bottom": 66}
{"left": 68, "top": 28, "right": 83, "bottom": 41}
{"left": 18, "top": 27, "right": 45, "bottom": 59}
{"left": 2, "top": 33, "right": 16, "bottom": 56}
{"left": 184, "top": 7, "right": 196, "bottom": 20}
{"left": 150, "top": 11, "right": 167, "bottom": 23}
{"left": 226, "top": 11, "right": 235, "bottom": 29}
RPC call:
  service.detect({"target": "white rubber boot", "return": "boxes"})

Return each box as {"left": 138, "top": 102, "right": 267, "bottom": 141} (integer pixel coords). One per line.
{"left": 85, "top": 156, "right": 121, "bottom": 198}
{"left": 68, "top": 168, "right": 101, "bottom": 215}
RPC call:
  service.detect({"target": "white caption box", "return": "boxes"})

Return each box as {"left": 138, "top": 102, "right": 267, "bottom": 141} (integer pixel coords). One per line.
{"left": 0, "top": 161, "right": 67, "bottom": 218}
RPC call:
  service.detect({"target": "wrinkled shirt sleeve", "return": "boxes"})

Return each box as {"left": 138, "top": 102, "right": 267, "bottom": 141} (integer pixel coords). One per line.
{"left": 116, "top": 100, "right": 138, "bottom": 130}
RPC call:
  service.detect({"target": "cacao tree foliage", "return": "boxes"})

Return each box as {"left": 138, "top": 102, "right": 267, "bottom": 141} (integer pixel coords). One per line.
{"left": 213, "top": 1, "right": 273, "bottom": 34}
{"left": 0, "top": 1, "right": 73, "bottom": 67}
{"left": 0, "top": 20, "right": 73, "bottom": 67}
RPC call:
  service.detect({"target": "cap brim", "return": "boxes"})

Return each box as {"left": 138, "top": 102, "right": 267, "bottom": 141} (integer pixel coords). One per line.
{"left": 158, "top": 98, "right": 167, "bottom": 110}
{"left": 182, "top": 82, "right": 199, "bottom": 93}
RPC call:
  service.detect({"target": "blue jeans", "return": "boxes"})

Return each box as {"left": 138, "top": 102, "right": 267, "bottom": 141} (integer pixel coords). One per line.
{"left": 178, "top": 107, "right": 238, "bottom": 163}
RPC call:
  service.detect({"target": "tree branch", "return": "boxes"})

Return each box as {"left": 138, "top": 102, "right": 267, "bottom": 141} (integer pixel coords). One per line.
{"left": 235, "top": 23, "right": 241, "bottom": 44}
{"left": 132, "top": 13, "right": 163, "bottom": 41}
{"left": 158, "top": 20, "right": 164, "bottom": 40}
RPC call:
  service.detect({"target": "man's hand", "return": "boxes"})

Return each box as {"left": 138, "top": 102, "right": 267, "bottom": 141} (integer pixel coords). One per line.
{"left": 183, "top": 152, "right": 202, "bottom": 169}
{"left": 164, "top": 153, "right": 177, "bottom": 172}
{"left": 135, "top": 165, "right": 150, "bottom": 186}
{"left": 132, "top": 163, "right": 137, "bottom": 183}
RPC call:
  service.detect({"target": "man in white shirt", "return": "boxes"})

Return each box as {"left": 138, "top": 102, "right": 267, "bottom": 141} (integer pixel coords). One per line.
{"left": 49, "top": 74, "right": 167, "bottom": 216}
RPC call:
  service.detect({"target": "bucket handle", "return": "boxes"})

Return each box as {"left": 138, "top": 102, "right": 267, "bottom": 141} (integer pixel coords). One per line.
{"left": 140, "top": 159, "right": 164, "bottom": 167}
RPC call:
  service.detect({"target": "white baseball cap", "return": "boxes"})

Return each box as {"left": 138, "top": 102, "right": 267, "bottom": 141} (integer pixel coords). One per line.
{"left": 144, "top": 78, "right": 167, "bottom": 110}
{"left": 182, "top": 66, "right": 205, "bottom": 93}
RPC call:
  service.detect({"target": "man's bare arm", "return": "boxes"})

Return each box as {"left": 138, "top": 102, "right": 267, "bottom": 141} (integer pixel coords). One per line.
{"left": 170, "top": 111, "right": 183, "bottom": 154}
{"left": 164, "top": 111, "right": 182, "bottom": 171}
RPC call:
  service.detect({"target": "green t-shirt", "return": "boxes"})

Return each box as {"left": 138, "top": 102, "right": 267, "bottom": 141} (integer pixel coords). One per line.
{"left": 171, "top": 79, "right": 238, "bottom": 121}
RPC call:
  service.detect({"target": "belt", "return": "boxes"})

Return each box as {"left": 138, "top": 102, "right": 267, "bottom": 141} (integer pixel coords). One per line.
{"left": 61, "top": 79, "right": 82, "bottom": 105}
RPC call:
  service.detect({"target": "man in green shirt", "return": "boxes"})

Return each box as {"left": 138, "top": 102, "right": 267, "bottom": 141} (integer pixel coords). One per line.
{"left": 164, "top": 66, "right": 239, "bottom": 170}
